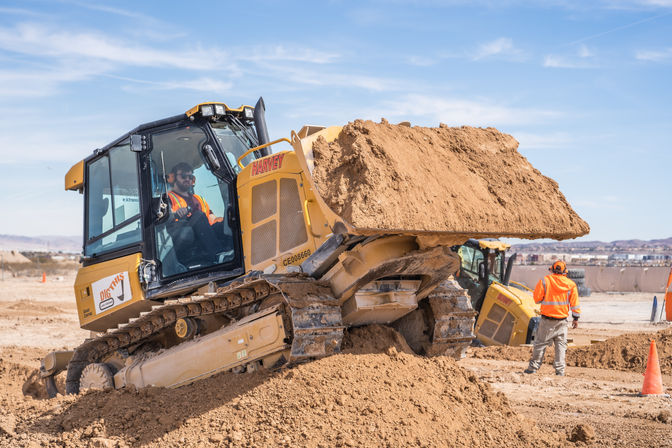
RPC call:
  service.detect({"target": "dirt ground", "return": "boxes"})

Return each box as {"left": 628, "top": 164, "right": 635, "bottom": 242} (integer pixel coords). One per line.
{"left": 0, "top": 275, "right": 670, "bottom": 447}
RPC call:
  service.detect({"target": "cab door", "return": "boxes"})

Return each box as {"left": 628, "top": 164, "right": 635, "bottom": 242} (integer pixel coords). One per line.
{"left": 144, "top": 122, "right": 243, "bottom": 284}
{"left": 75, "top": 141, "right": 149, "bottom": 331}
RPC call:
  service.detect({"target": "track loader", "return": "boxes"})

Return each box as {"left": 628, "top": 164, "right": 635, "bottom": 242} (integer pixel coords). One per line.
{"left": 454, "top": 239, "right": 540, "bottom": 346}
{"left": 39, "top": 99, "right": 587, "bottom": 396}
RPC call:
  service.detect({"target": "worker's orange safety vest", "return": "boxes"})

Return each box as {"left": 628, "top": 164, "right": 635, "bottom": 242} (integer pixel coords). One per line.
{"left": 533, "top": 274, "right": 580, "bottom": 320}
{"left": 167, "top": 191, "right": 221, "bottom": 225}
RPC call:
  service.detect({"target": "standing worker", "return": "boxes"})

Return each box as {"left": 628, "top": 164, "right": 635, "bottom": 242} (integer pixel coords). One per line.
{"left": 524, "top": 261, "right": 580, "bottom": 376}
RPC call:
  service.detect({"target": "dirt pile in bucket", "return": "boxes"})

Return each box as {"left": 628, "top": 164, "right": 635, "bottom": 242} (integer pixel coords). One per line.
{"left": 311, "top": 120, "right": 589, "bottom": 240}
{"left": 469, "top": 327, "right": 672, "bottom": 374}
{"left": 1, "top": 326, "right": 565, "bottom": 448}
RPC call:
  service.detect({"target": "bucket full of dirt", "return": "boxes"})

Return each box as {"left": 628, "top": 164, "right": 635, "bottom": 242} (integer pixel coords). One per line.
{"left": 293, "top": 120, "right": 589, "bottom": 242}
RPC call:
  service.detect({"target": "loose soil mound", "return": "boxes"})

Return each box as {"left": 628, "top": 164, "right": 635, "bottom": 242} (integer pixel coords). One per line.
{"left": 470, "top": 328, "right": 672, "bottom": 375}
{"left": 470, "top": 345, "right": 540, "bottom": 363}
{"left": 567, "top": 327, "right": 672, "bottom": 373}
{"left": 0, "top": 328, "right": 565, "bottom": 448}
{"left": 312, "top": 120, "right": 589, "bottom": 240}
{"left": 342, "top": 324, "right": 415, "bottom": 354}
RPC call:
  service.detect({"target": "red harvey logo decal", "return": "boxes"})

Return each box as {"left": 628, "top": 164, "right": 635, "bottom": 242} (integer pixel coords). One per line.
{"left": 251, "top": 153, "right": 285, "bottom": 176}
{"left": 496, "top": 293, "right": 512, "bottom": 306}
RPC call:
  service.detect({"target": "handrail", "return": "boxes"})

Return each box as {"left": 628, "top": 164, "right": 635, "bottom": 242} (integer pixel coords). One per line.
{"left": 303, "top": 199, "right": 321, "bottom": 237}
{"left": 509, "top": 280, "right": 533, "bottom": 292}
{"left": 236, "top": 137, "right": 291, "bottom": 169}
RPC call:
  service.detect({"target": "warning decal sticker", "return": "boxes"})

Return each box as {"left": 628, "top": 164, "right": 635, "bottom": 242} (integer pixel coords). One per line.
{"left": 91, "top": 271, "right": 131, "bottom": 315}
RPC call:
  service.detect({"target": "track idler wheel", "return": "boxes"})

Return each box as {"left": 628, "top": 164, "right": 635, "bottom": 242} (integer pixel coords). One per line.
{"left": 175, "top": 317, "right": 199, "bottom": 339}
{"left": 79, "top": 363, "right": 114, "bottom": 391}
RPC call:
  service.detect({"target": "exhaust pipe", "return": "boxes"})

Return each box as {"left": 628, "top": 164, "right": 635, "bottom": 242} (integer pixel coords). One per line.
{"left": 503, "top": 252, "right": 517, "bottom": 285}
{"left": 253, "top": 97, "right": 272, "bottom": 157}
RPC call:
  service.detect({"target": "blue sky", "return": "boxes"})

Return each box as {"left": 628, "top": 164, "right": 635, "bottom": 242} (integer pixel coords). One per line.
{"left": 0, "top": 0, "right": 670, "bottom": 242}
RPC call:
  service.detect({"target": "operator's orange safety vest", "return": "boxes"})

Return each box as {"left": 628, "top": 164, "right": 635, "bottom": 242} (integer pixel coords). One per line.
{"left": 167, "top": 191, "right": 221, "bottom": 225}
{"left": 533, "top": 274, "right": 580, "bottom": 319}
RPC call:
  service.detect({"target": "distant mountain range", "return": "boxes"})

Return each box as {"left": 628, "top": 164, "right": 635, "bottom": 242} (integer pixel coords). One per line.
{"left": 0, "top": 234, "right": 81, "bottom": 253}
{"left": 2, "top": 233, "right": 671, "bottom": 255}
{"left": 511, "top": 237, "right": 672, "bottom": 254}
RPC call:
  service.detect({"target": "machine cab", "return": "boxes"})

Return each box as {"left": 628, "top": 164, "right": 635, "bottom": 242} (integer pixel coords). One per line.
{"left": 66, "top": 101, "right": 270, "bottom": 330}
{"left": 454, "top": 239, "right": 509, "bottom": 311}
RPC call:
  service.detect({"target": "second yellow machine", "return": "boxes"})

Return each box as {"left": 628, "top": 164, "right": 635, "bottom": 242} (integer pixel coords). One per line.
{"left": 454, "top": 240, "right": 540, "bottom": 347}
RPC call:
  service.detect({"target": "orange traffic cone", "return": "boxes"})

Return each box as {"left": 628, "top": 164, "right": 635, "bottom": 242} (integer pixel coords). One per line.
{"left": 41, "top": 272, "right": 46, "bottom": 283}
{"left": 640, "top": 340, "right": 665, "bottom": 396}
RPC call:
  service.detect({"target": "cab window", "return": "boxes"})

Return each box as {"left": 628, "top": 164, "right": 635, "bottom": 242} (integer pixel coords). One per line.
{"left": 210, "top": 121, "right": 258, "bottom": 173}
{"left": 149, "top": 125, "right": 236, "bottom": 278}
{"left": 488, "top": 252, "right": 504, "bottom": 283}
{"left": 85, "top": 143, "right": 142, "bottom": 256}
{"left": 459, "top": 246, "right": 475, "bottom": 275}
{"left": 459, "top": 245, "right": 484, "bottom": 280}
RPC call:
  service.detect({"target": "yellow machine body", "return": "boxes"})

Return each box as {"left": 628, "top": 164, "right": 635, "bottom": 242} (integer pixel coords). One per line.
{"left": 65, "top": 160, "right": 84, "bottom": 192}
{"left": 73, "top": 253, "right": 155, "bottom": 332}
{"left": 475, "top": 282, "right": 539, "bottom": 346}
{"left": 236, "top": 149, "right": 331, "bottom": 273}
{"left": 113, "top": 306, "right": 289, "bottom": 389}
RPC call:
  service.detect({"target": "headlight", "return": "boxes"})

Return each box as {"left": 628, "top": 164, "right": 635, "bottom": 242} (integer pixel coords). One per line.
{"left": 201, "top": 105, "right": 214, "bottom": 117}
{"left": 244, "top": 107, "right": 254, "bottom": 119}
{"left": 214, "top": 104, "right": 226, "bottom": 115}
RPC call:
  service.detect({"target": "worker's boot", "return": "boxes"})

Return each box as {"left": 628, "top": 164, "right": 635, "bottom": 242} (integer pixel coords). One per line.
{"left": 523, "top": 368, "right": 536, "bottom": 374}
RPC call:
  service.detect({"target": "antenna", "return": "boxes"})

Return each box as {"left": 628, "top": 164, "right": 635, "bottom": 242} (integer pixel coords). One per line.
{"left": 157, "top": 151, "right": 169, "bottom": 219}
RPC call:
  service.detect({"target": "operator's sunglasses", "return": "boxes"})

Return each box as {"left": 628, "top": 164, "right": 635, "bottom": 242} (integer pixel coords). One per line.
{"left": 177, "top": 173, "right": 195, "bottom": 180}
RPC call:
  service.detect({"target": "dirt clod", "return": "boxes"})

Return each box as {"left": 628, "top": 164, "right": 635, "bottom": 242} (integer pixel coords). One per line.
{"left": 0, "top": 414, "right": 16, "bottom": 436}
{"left": 311, "top": 120, "right": 589, "bottom": 240}
{"left": 569, "top": 424, "right": 595, "bottom": 443}
{"left": 655, "top": 410, "right": 671, "bottom": 424}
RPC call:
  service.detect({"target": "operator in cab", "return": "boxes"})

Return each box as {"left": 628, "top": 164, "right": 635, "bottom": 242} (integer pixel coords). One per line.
{"left": 166, "top": 163, "right": 229, "bottom": 266}
{"left": 524, "top": 261, "right": 580, "bottom": 377}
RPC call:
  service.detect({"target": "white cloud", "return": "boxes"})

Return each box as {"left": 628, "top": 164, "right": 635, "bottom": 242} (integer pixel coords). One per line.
{"left": 636, "top": 48, "right": 672, "bottom": 61}
{"left": 543, "top": 54, "right": 594, "bottom": 68}
{"left": 61, "top": 0, "right": 160, "bottom": 20}
{"left": 514, "top": 131, "right": 574, "bottom": 150}
{"left": 239, "top": 46, "right": 340, "bottom": 64}
{"left": 406, "top": 55, "right": 438, "bottom": 67}
{"left": 543, "top": 45, "right": 595, "bottom": 68}
{"left": 0, "top": 7, "right": 45, "bottom": 16}
{"left": 370, "top": 94, "right": 560, "bottom": 127}
{"left": 251, "top": 62, "right": 405, "bottom": 92}
{"left": 578, "top": 44, "right": 593, "bottom": 58}
{"left": 0, "top": 59, "right": 112, "bottom": 97}
{"left": 290, "top": 71, "right": 402, "bottom": 91}
{"left": 111, "top": 75, "right": 234, "bottom": 94}
{"left": 604, "top": 0, "right": 672, "bottom": 8}
{"left": 0, "top": 23, "right": 340, "bottom": 73}
{"left": 0, "top": 23, "right": 227, "bottom": 70}
{"left": 0, "top": 22, "right": 347, "bottom": 99}
{"left": 473, "top": 37, "right": 523, "bottom": 60}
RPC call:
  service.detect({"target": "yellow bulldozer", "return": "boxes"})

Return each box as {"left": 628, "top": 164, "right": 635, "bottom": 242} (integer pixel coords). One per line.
{"left": 454, "top": 239, "right": 539, "bottom": 346}
{"left": 39, "top": 99, "right": 586, "bottom": 396}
